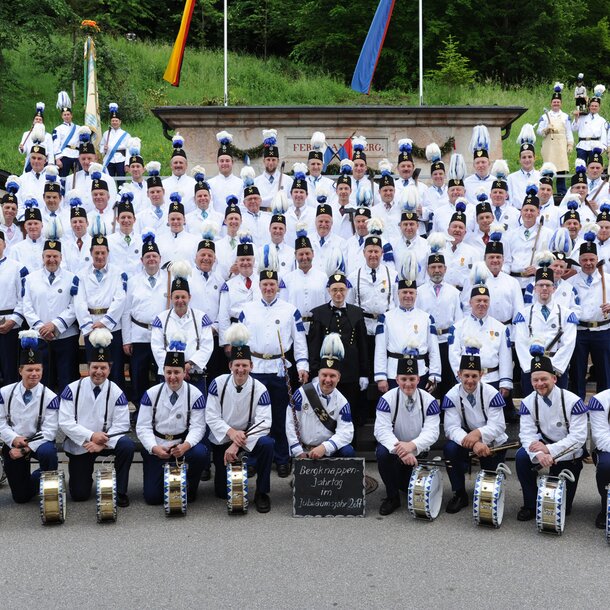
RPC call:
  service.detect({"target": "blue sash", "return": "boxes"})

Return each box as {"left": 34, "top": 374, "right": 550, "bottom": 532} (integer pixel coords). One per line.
{"left": 102, "top": 131, "right": 128, "bottom": 168}
{"left": 59, "top": 124, "right": 77, "bottom": 154}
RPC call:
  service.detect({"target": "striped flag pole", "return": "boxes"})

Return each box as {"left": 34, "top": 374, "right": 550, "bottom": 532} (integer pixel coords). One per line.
{"left": 350, "top": 0, "right": 396, "bottom": 94}
{"left": 163, "top": 0, "right": 197, "bottom": 87}
{"left": 84, "top": 36, "right": 102, "bottom": 150}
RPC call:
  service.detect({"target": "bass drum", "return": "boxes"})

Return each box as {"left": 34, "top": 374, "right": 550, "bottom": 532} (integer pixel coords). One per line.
{"left": 163, "top": 462, "right": 188, "bottom": 516}
{"left": 473, "top": 463, "right": 511, "bottom": 528}
{"left": 227, "top": 457, "right": 248, "bottom": 514}
{"left": 40, "top": 470, "right": 66, "bottom": 525}
{"left": 407, "top": 465, "right": 443, "bottom": 520}
{"left": 96, "top": 467, "right": 117, "bottom": 523}
{"left": 536, "top": 469, "right": 575, "bottom": 535}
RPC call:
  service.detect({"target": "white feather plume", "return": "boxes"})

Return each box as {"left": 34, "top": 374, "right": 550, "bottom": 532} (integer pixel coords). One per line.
{"left": 491, "top": 159, "right": 509, "bottom": 180}
{"left": 146, "top": 161, "right": 161, "bottom": 174}
{"left": 516, "top": 123, "right": 536, "bottom": 145}
{"left": 310, "top": 131, "right": 326, "bottom": 150}
{"left": 448, "top": 153, "right": 466, "bottom": 181}
{"left": 464, "top": 336, "right": 482, "bottom": 350}
{"left": 366, "top": 217, "right": 384, "bottom": 235}
{"left": 271, "top": 191, "right": 289, "bottom": 214}
{"left": 469, "top": 125, "right": 490, "bottom": 152}
{"left": 534, "top": 250, "right": 555, "bottom": 267}
{"left": 89, "top": 328, "right": 113, "bottom": 348}
{"left": 470, "top": 261, "right": 490, "bottom": 285}
{"left": 320, "top": 333, "right": 345, "bottom": 361}
{"left": 45, "top": 218, "right": 63, "bottom": 240}
{"left": 540, "top": 162, "right": 557, "bottom": 178}
{"left": 31, "top": 123, "right": 46, "bottom": 145}
{"left": 427, "top": 232, "right": 447, "bottom": 253}
{"left": 325, "top": 247, "right": 345, "bottom": 276}
{"left": 292, "top": 162, "right": 308, "bottom": 176}
{"left": 425, "top": 143, "right": 442, "bottom": 162}
{"left": 225, "top": 323, "right": 250, "bottom": 347}
{"left": 399, "top": 251, "right": 419, "bottom": 282}
{"left": 378, "top": 158, "right": 392, "bottom": 173}
{"left": 170, "top": 260, "right": 192, "bottom": 279}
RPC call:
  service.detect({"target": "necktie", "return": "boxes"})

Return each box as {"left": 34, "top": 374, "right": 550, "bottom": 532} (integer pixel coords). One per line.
{"left": 275, "top": 244, "right": 280, "bottom": 251}
{"left": 245, "top": 277, "right": 252, "bottom": 289}
{"left": 50, "top": 211, "right": 57, "bottom": 217}
{"left": 371, "top": 269, "right": 377, "bottom": 282}
{"left": 94, "top": 269, "right": 103, "bottom": 282}
{"left": 7, "top": 226, "right": 14, "bottom": 238}
{"left": 526, "top": 172, "right": 530, "bottom": 178}
{"left": 320, "top": 394, "right": 330, "bottom": 405}
{"left": 295, "top": 208, "right": 301, "bottom": 219}
{"left": 403, "top": 179, "right": 408, "bottom": 187}
{"left": 494, "top": 207, "right": 502, "bottom": 221}
{"left": 479, "top": 318, "right": 484, "bottom": 326}
{"left": 482, "top": 234, "right": 490, "bottom": 245}
{"left": 319, "top": 237, "right": 325, "bottom": 246}
{"left": 35, "top": 173, "right": 40, "bottom": 179}
{"left": 406, "top": 396, "right": 415, "bottom": 412}
{"left": 405, "top": 239, "right": 411, "bottom": 247}
{"left": 203, "top": 271, "right": 209, "bottom": 280}
{"left": 268, "top": 175, "right": 274, "bottom": 184}
{"left": 201, "top": 210, "right": 208, "bottom": 219}
{"left": 586, "top": 274, "right": 593, "bottom": 286}
{"left": 77, "top": 238, "right": 83, "bottom": 251}
{"left": 93, "top": 386, "right": 101, "bottom": 398}
{"left": 541, "top": 305, "right": 550, "bottom": 320}
{"left": 524, "top": 229, "right": 530, "bottom": 239}
{"left": 467, "top": 393, "right": 476, "bottom": 406}
{"left": 385, "top": 203, "right": 391, "bottom": 211}
{"left": 436, "top": 186, "right": 443, "bottom": 196}
{"left": 589, "top": 180, "right": 595, "bottom": 191}
{"left": 339, "top": 207, "right": 347, "bottom": 216}
{"left": 49, "top": 271, "right": 55, "bottom": 285}
{"left": 125, "top": 235, "right": 131, "bottom": 245}
{"left": 434, "top": 283, "right": 441, "bottom": 297}
{"left": 332, "top": 306, "right": 344, "bottom": 314}
{"left": 542, "top": 396, "right": 552, "bottom": 407}
{"left": 230, "top": 237, "right": 237, "bottom": 248}
{"left": 358, "top": 236, "right": 364, "bottom": 246}
{"left": 170, "top": 391, "right": 178, "bottom": 405}
{"left": 23, "top": 389, "right": 32, "bottom": 404}
{"left": 148, "top": 275, "right": 156, "bottom": 288}
{"left": 154, "top": 207, "right": 162, "bottom": 219}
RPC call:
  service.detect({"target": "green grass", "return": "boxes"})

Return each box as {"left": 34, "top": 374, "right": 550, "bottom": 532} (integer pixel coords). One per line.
{"left": 0, "top": 36, "right": 562, "bottom": 175}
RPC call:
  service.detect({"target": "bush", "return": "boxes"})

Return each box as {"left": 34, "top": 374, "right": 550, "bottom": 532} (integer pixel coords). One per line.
{"left": 426, "top": 36, "right": 477, "bottom": 88}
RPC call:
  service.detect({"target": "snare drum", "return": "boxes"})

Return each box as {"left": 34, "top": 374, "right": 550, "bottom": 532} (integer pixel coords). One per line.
{"left": 163, "top": 462, "right": 188, "bottom": 516}
{"left": 473, "top": 463, "right": 511, "bottom": 528}
{"left": 407, "top": 465, "right": 443, "bottom": 520}
{"left": 96, "top": 467, "right": 117, "bottom": 523}
{"left": 39, "top": 470, "right": 66, "bottom": 525}
{"left": 227, "top": 457, "right": 249, "bottom": 514}
{"left": 536, "top": 469, "right": 575, "bottom": 535}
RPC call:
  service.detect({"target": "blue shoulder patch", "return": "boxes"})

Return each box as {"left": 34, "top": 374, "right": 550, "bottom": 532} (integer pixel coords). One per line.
{"left": 20, "top": 266, "right": 29, "bottom": 278}
{"left": 571, "top": 399, "right": 588, "bottom": 415}
{"left": 47, "top": 396, "right": 60, "bottom": 410}
{"left": 427, "top": 400, "right": 441, "bottom": 416}
{"left": 140, "top": 392, "right": 152, "bottom": 407}
{"left": 340, "top": 404, "right": 352, "bottom": 422}
{"left": 279, "top": 279, "right": 286, "bottom": 289}
{"left": 116, "top": 392, "right": 128, "bottom": 406}
{"left": 489, "top": 393, "right": 506, "bottom": 409}
{"left": 513, "top": 312, "right": 525, "bottom": 324}
{"left": 201, "top": 314, "right": 212, "bottom": 327}
{"left": 152, "top": 317, "right": 162, "bottom": 329}
{"left": 220, "top": 283, "right": 229, "bottom": 292}
{"left": 259, "top": 390, "right": 271, "bottom": 406}
{"left": 292, "top": 390, "right": 303, "bottom": 411}
{"left": 566, "top": 312, "right": 579, "bottom": 324}
{"left": 193, "top": 395, "right": 206, "bottom": 410}
{"left": 376, "top": 397, "right": 391, "bottom": 413}
{"left": 441, "top": 396, "right": 455, "bottom": 410}
{"left": 61, "top": 386, "right": 73, "bottom": 401}
{"left": 587, "top": 397, "right": 605, "bottom": 412}
{"left": 519, "top": 402, "right": 530, "bottom": 416}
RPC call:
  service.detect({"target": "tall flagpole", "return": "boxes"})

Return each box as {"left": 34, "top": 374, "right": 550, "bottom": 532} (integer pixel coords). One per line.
{"left": 419, "top": 0, "right": 423, "bottom": 106}
{"left": 223, "top": 0, "right": 228, "bottom": 106}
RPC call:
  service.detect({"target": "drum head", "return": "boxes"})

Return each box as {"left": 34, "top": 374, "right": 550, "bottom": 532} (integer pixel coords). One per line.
{"left": 427, "top": 469, "right": 442, "bottom": 520}
{"left": 164, "top": 463, "right": 187, "bottom": 517}
{"left": 495, "top": 474, "right": 506, "bottom": 527}
{"left": 96, "top": 468, "right": 117, "bottom": 523}
{"left": 606, "top": 488, "right": 610, "bottom": 545}
{"left": 407, "top": 466, "right": 442, "bottom": 520}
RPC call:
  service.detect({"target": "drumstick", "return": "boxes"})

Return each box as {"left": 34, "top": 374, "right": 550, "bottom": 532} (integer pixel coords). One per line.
{"left": 418, "top": 458, "right": 452, "bottom": 470}
{"left": 531, "top": 443, "right": 579, "bottom": 472}
{"left": 469, "top": 441, "right": 520, "bottom": 457}
{"left": 244, "top": 419, "right": 266, "bottom": 437}
{"left": 106, "top": 430, "right": 131, "bottom": 438}
{"left": 25, "top": 432, "right": 44, "bottom": 443}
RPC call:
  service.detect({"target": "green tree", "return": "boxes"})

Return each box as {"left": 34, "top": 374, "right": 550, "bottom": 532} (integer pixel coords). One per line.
{"left": 426, "top": 36, "right": 476, "bottom": 87}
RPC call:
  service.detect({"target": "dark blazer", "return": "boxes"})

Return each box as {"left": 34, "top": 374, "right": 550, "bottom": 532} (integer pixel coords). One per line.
{"left": 308, "top": 302, "right": 368, "bottom": 383}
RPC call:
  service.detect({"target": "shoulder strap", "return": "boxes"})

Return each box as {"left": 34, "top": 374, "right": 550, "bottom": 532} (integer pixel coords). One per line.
{"left": 74, "top": 378, "right": 84, "bottom": 423}
{"left": 248, "top": 381, "right": 256, "bottom": 427}
{"left": 385, "top": 266, "right": 391, "bottom": 308}
{"left": 356, "top": 269, "right": 362, "bottom": 308}
{"left": 163, "top": 309, "right": 172, "bottom": 349}
{"left": 152, "top": 382, "right": 165, "bottom": 427}
{"left": 418, "top": 389, "right": 425, "bottom": 427}
{"left": 186, "top": 383, "right": 191, "bottom": 431}
{"left": 219, "top": 376, "right": 229, "bottom": 416}
{"left": 480, "top": 384, "right": 487, "bottom": 423}
{"left": 5, "top": 384, "right": 19, "bottom": 427}
{"left": 458, "top": 395, "right": 472, "bottom": 433}
{"left": 36, "top": 387, "right": 46, "bottom": 432}
{"left": 102, "top": 383, "right": 112, "bottom": 433}
{"left": 303, "top": 382, "right": 336, "bottom": 433}
{"left": 191, "top": 308, "right": 200, "bottom": 349}
{"left": 392, "top": 389, "right": 400, "bottom": 427}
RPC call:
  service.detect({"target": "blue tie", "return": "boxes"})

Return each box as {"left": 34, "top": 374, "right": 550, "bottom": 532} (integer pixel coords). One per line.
{"left": 319, "top": 237, "right": 325, "bottom": 246}
{"left": 49, "top": 272, "right": 55, "bottom": 285}
{"left": 467, "top": 394, "right": 475, "bottom": 406}
{"left": 358, "top": 236, "right": 364, "bottom": 246}
{"left": 403, "top": 179, "right": 408, "bottom": 187}
{"left": 148, "top": 275, "right": 156, "bottom": 288}
{"left": 542, "top": 396, "right": 552, "bottom": 407}
{"left": 94, "top": 269, "right": 103, "bottom": 282}
{"left": 93, "top": 386, "right": 101, "bottom": 398}
{"left": 586, "top": 275, "right": 593, "bottom": 286}
{"left": 170, "top": 391, "right": 178, "bottom": 405}
{"left": 269, "top": 175, "right": 274, "bottom": 184}
{"left": 23, "top": 390, "right": 32, "bottom": 404}
{"left": 203, "top": 271, "right": 209, "bottom": 280}
{"left": 494, "top": 207, "right": 502, "bottom": 221}
{"left": 201, "top": 210, "right": 208, "bottom": 219}
{"left": 541, "top": 305, "right": 550, "bottom": 320}
{"left": 371, "top": 269, "right": 377, "bottom": 282}
{"left": 154, "top": 207, "right": 162, "bottom": 219}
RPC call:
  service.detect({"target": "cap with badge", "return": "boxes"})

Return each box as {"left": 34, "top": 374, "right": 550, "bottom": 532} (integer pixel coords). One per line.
{"left": 67, "top": 190, "right": 86, "bottom": 219}
{"left": 378, "top": 159, "right": 395, "bottom": 188}
{"left": 29, "top": 123, "right": 47, "bottom": 157}
{"left": 397, "top": 339, "right": 420, "bottom": 376}
{"left": 191, "top": 165, "right": 210, "bottom": 193}
{"left": 88, "top": 328, "right": 113, "bottom": 363}
{"left": 78, "top": 126, "right": 95, "bottom": 155}
{"left": 400, "top": 184, "right": 420, "bottom": 222}
{"left": 164, "top": 331, "right": 187, "bottom": 369}
{"left": 127, "top": 137, "right": 144, "bottom": 167}
{"left": 470, "top": 125, "right": 490, "bottom": 160}
{"left": 590, "top": 84, "right": 606, "bottom": 106}
{"left": 262, "top": 129, "right": 279, "bottom": 158}
{"left": 270, "top": 192, "right": 289, "bottom": 225}
{"left": 427, "top": 232, "right": 446, "bottom": 266}
{"left": 529, "top": 341, "right": 554, "bottom": 375}
{"left": 43, "top": 165, "right": 61, "bottom": 194}
{"left": 44, "top": 217, "right": 63, "bottom": 253}
{"left": 534, "top": 250, "right": 555, "bottom": 283}
{"left": 291, "top": 162, "right": 308, "bottom": 192}
{"left": 450, "top": 199, "right": 468, "bottom": 226}
{"left": 19, "top": 330, "right": 43, "bottom": 366}
{"left": 459, "top": 337, "right": 482, "bottom": 371}
{"left": 170, "top": 260, "right": 192, "bottom": 294}
{"left": 225, "top": 195, "right": 241, "bottom": 218}
{"left": 485, "top": 223, "right": 505, "bottom": 256}
{"left": 551, "top": 81, "right": 563, "bottom": 101}
{"left": 241, "top": 165, "right": 259, "bottom": 199}
{"left": 447, "top": 153, "right": 466, "bottom": 189}
{"left": 146, "top": 161, "right": 163, "bottom": 189}
{"left": 336, "top": 159, "right": 354, "bottom": 187}
{"left": 588, "top": 147, "right": 604, "bottom": 166}
{"left": 116, "top": 189, "right": 135, "bottom": 216}
{"left": 319, "top": 333, "right": 345, "bottom": 372}
{"left": 397, "top": 138, "right": 413, "bottom": 165}
{"left": 579, "top": 222, "right": 599, "bottom": 256}
{"left": 571, "top": 158, "right": 587, "bottom": 186}
{"left": 141, "top": 231, "right": 160, "bottom": 255}
{"left": 475, "top": 189, "right": 492, "bottom": 217}
{"left": 168, "top": 192, "right": 185, "bottom": 216}
{"left": 548, "top": 227, "right": 573, "bottom": 265}
{"left": 171, "top": 133, "right": 187, "bottom": 160}
{"left": 294, "top": 224, "right": 312, "bottom": 251}
{"left": 308, "top": 131, "right": 326, "bottom": 162}
{"left": 516, "top": 123, "right": 536, "bottom": 156}
{"left": 56, "top": 90, "right": 72, "bottom": 113}
{"left": 216, "top": 130, "right": 233, "bottom": 159}
{"left": 108, "top": 102, "right": 120, "bottom": 120}
{"left": 2, "top": 175, "right": 20, "bottom": 206}
{"left": 426, "top": 143, "right": 444, "bottom": 173}
{"left": 23, "top": 198, "right": 42, "bottom": 222}
{"left": 539, "top": 162, "right": 556, "bottom": 187}
{"left": 352, "top": 135, "right": 367, "bottom": 162}
{"left": 562, "top": 198, "right": 581, "bottom": 224}
{"left": 522, "top": 184, "right": 540, "bottom": 209}
{"left": 364, "top": 217, "right": 385, "bottom": 250}
{"left": 470, "top": 261, "right": 490, "bottom": 298}
{"left": 226, "top": 322, "right": 252, "bottom": 361}
{"left": 198, "top": 221, "right": 219, "bottom": 252}
{"left": 90, "top": 163, "right": 109, "bottom": 192}
{"left": 397, "top": 250, "right": 418, "bottom": 290}
{"left": 236, "top": 232, "right": 254, "bottom": 257}
{"left": 89, "top": 216, "right": 109, "bottom": 249}
{"left": 325, "top": 248, "right": 349, "bottom": 288}
{"left": 597, "top": 202, "right": 610, "bottom": 223}
{"left": 490, "top": 159, "right": 509, "bottom": 192}
{"left": 259, "top": 243, "right": 279, "bottom": 282}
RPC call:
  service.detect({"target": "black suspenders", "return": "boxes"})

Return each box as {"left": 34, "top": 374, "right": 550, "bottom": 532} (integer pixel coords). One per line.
{"left": 163, "top": 308, "right": 200, "bottom": 350}
{"left": 6, "top": 384, "right": 46, "bottom": 432}
{"left": 152, "top": 382, "right": 192, "bottom": 433}
{"left": 534, "top": 389, "right": 569, "bottom": 443}
{"left": 392, "top": 389, "right": 425, "bottom": 428}
{"left": 220, "top": 377, "right": 256, "bottom": 428}
{"left": 458, "top": 385, "right": 486, "bottom": 433}
{"left": 75, "top": 379, "right": 112, "bottom": 432}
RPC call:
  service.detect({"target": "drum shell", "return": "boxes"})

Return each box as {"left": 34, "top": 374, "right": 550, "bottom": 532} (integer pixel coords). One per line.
{"left": 407, "top": 465, "right": 443, "bottom": 521}
{"left": 164, "top": 462, "right": 188, "bottom": 516}
{"left": 96, "top": 467, "right": 117, "bottom": 523}
{"left": 536, "top": 475, "right": 567, "bottom": 535}
{"left": 227, "top": 458, "right": 249, "bottom": 514}
{"left": 40, "top": 470, "right": 66, "bottom": 525}
{"left": 473, "top": 469, "right": 506, "bottom": 528}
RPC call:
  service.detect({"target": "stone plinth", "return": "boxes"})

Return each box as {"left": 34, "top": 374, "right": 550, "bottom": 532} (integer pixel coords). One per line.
{"left": 151, "top": 106, "right": 526, "bottom": 178}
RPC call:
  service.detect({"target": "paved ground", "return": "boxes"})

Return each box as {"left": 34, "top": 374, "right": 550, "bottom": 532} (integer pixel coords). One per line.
{"left": 0, "top": 458, "right": 607, "bottom": 609}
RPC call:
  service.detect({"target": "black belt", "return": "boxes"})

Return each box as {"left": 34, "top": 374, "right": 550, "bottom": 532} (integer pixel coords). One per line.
{"left": 130, "top": 316, "right": 152, "bottom": 330}
{"left": 363, "top": 312, "right": 380, "bottom": 320}
{"left": 251, "top": 351, "right": 281, "bottom": 360}
{"left": 230, "top": 316, "right": 239, "bottom": 323}
{"left": 0, "top": 309, "right": 14, "bottom": 315}
{"left": 579, "top": 319, "right": 610, "bottom": 328}
{"left": 436, "top": 328, "right": 451, "bottom": 336}
{"left": 152, "top": 428, "right": 187, "bottom": 442}
{"left": 502, "top": 319, "right": 513, "bottom": 326}
{"left": 482, "top": 365, "right": 499, "bottom": 374}
{"left": 509, "top": 271, "right": 530, "bottom": 278}
{"left": 579, "top": 137, "right": 601, "bottom": 141}
{"left": 88, "top": 308, "right": 109, "bottom": 315}
{"left": 387, "top": 351, "right": 429, "bottom": 363}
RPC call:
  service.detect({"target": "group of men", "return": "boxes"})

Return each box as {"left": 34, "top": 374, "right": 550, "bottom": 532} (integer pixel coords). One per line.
{"left": 1, "top": 83, "right": 609, "bottom": 525}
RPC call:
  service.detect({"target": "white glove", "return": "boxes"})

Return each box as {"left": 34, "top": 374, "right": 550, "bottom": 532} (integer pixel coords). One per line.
{"left": 359, "top": 377, "right": 369, "bottom": 391}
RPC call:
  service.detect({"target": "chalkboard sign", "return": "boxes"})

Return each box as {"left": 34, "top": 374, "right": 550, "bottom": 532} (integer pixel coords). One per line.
{"left": 292, "top": 457, "right": 366, "bottom": 517}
